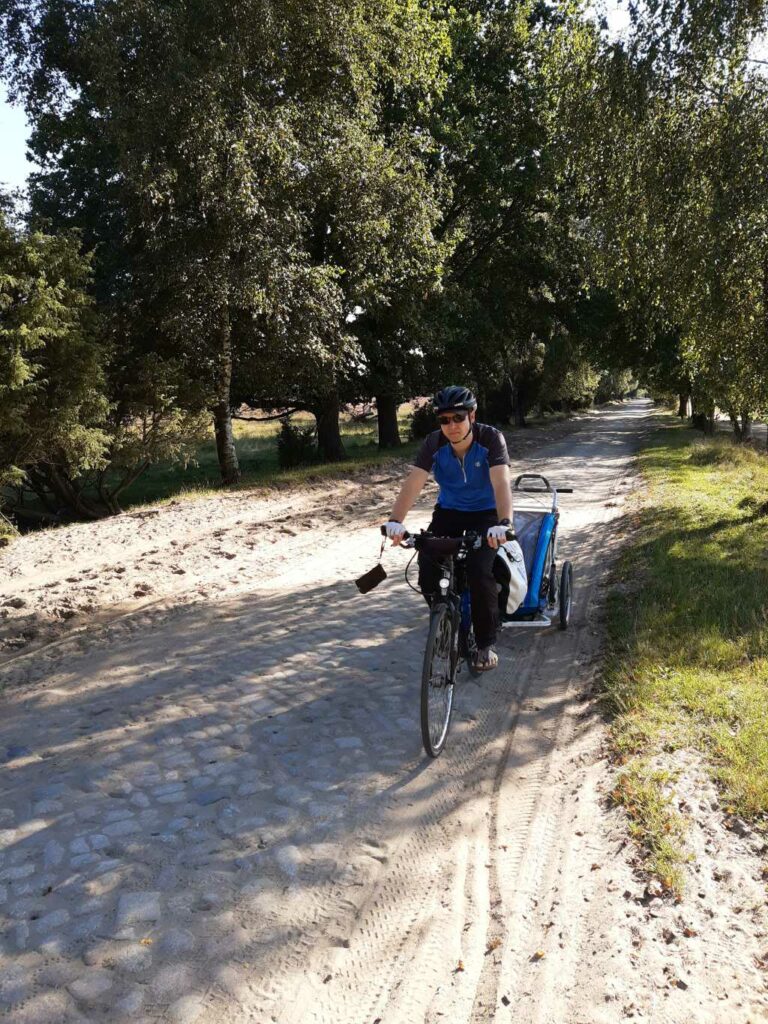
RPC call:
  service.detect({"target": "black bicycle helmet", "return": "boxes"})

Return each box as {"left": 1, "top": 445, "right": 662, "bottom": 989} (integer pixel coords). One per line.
{"left": 433, "top": 385, "right": 477, "bottom": 413}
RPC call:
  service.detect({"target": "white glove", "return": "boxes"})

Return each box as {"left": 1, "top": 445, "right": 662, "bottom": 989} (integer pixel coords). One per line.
{"left": 384, "top": 520, "right": 407, "bottom": 544}
{"left": 486, "top": 524, "right": 510, "bottom": 548}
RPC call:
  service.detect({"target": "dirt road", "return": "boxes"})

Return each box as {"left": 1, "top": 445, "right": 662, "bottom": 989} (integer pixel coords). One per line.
{"left": 1, "top": 400, "right": 766, "bottom": 1023}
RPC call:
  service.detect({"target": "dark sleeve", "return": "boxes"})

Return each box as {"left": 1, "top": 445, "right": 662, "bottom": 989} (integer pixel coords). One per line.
{"left": 485, "top": 427, "right": 509, "bottom": 467}
{"left": 413, "top": 432, "right": 439, "bottom": 472}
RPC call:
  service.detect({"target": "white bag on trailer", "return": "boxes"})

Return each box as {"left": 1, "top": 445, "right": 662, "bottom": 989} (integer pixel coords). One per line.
{"left": 494, "top": 538, "right": 528, "bottom": 614}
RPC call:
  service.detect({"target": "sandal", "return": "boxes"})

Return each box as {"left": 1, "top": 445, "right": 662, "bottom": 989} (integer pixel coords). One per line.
{"left": 473, "top": 646, "right": 498, "bottom": 672}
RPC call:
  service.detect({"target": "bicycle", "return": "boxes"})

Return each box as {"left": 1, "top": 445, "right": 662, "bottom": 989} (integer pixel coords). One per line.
{"left": 383, "top": 526, "right": 514, "bottom": 758}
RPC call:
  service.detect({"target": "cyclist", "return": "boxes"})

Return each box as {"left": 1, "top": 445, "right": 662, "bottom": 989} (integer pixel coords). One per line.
{"left": 384, "top": 385, "right": 513, "bottom": 672}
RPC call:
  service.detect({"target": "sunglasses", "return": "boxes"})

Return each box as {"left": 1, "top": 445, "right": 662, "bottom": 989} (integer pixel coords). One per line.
{"left": 437, "top": 412, "right": 469, "bottom": 425}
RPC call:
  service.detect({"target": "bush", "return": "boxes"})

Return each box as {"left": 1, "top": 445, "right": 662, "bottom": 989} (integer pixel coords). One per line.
{"left": 595, "top": 369, "right": 635, "bottom": 404}
{"left": 277, "top": 418, "right": 317, "bottom": 468}
{"left": 0, "top": 511, "right": 18, "bottom": 548}
{"left": 409, "top": 400, "right": 435, "bottom": 440}
{"left": 558, "top": 361, "right": 601, "bottom": 410}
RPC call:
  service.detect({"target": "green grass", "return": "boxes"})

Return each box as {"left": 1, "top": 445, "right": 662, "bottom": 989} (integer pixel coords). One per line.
{"left": 5, "top": 403, "right": 582, "bottom": 528}
{"left": 116, "top": 409, "right": 419, "bottom": 509}
{"left": 609, "top": 762, "right": 690, "bottom": 892}
{"left": 602, "top": 417, "right": 768, "bottom": 893}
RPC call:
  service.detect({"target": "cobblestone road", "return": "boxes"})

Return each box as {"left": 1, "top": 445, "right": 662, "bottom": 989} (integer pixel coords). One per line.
{"left": 0, "top": 402, "right": 649, "bottom": 1023}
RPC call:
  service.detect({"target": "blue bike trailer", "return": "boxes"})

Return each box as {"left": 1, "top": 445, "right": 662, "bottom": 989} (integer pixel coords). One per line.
{"left": 502, "top": 474, "right": 573, "bottom": 629}
{"left": 512, "top": 508, "right": 557, "bottom": 616}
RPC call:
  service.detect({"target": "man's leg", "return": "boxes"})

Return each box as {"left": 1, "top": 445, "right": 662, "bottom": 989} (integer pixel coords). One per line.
{"left": 417, "top": 550, "right": 440, "bottom": 607}
{"left": 417, "top": 507, "right": 455, "bottom": 606}
{"left": 466, "top": 541, "right": 500, "bottom": 649}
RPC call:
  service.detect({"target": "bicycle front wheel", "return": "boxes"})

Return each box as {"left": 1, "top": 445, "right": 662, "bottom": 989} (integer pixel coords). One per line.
{"left": 420, "top": 604, "right": 457, "bottom": 758}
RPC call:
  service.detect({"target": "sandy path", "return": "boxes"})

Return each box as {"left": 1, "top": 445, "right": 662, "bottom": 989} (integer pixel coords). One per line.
{"left": 0, "top": 407, "right": 598, "bottom": 665}
{"left": 0, "top": 400, "right": 766, "bottom": 1023}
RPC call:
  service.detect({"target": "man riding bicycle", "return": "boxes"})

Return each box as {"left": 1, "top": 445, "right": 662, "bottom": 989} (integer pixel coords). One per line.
{"left": 384, "top": 386, "right": 513, "bottom": 672}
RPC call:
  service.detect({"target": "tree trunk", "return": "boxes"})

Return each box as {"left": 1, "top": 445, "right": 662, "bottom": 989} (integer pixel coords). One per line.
{"left": 42, "top": 463, "right": 103, "bottom": 519}
{"left": 707, "top": 404, "right": 716, "bottom": 435}
{"left": 212, "top": 304, "right": 241, "bottom": 485}
{"left": 764, "top": 255, "right": 768, "bottom": 449}
{"left": 741, "top": 410, "right": 753, "bottom": 442}
{"left": 511, "top": 383, "right": 526, "bottom": 427}
{"left": 25, "top": 468, "right": 59, "bottom": 513}
{"left": 728, "top": 409, "right": 742, "bottom": 440}
{"left": 313, "top": 391, "right": 346, "bottom": 462}
{"left": 677, "top": 393, "right": 690, "bottom": 419}
{"left": 376, "top": 393, "right": 401, "bottom": 449}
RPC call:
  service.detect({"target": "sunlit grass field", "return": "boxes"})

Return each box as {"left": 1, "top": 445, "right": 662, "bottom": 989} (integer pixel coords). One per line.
{"left": 118, "top": 407, "right": 419, "bottom": 509}
{"left": 603, "top": 418, "right": 768, "bottom": 891}
{"left": 4, "top": 402, "right": 577, "bottom": 526}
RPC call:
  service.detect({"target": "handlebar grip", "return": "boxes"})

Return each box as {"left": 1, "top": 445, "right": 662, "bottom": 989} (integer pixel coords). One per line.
{"left": 380, "top": 524, "right": 411, "bottom": 540}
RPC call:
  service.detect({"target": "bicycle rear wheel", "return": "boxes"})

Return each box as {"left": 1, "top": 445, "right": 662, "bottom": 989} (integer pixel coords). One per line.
{"left": 420, "top": 604, "right": 457, "bottom": 757}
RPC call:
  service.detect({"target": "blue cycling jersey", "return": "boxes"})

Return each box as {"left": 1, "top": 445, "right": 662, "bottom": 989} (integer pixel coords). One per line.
{"left": 414, "top": 423, "right": 509, "bottom": 512}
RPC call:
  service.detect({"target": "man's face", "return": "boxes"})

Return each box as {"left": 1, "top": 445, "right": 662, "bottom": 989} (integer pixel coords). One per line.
{"left": 438, "top": 408, "right": 474, "bottom": 443}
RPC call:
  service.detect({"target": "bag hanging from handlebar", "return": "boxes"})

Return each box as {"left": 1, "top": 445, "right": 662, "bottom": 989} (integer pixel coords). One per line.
{"left": 355, "top": 537, "right": 387, "bottom": 594}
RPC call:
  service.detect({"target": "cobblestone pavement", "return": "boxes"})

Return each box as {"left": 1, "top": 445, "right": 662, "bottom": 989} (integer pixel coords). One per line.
{"left": 0, "top": 403, "right": 651, "bottom": 1023}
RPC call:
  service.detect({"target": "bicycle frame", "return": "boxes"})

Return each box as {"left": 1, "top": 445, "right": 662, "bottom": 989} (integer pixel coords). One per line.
{"left": 383, "top": 526, "right": 507, "bottom": 757}
{"left": 460, "top": 588, "right": 472, "bottom": 636}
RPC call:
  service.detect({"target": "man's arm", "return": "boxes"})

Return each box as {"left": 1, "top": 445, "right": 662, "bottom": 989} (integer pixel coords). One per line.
{"left": 390, "top": 467, "right": 429, "bottom": 526}
{"left": 490, "top": 464, "right": 513, "bottom": 522}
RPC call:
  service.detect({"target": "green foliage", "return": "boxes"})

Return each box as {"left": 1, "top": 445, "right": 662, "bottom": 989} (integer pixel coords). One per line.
{"left": 595, "top": 369, "right": 635, "bottom": 404}
{"left": 276, "top": 419, "right": 317, "bottom": 470}
{"left": 0, "top": 508, "right": 18, "bottom": 546}
{"left": 571, "top": 4, "right": 768, "bottom": 424}
{"left": 408, "top": 401, "right": 435, "bottom": 440}
{"left": 0, "top": 201, "right": 109, "bottom": 490}
{"left": 0, "top": 193, "right": 209, "bottom": 518}
{"left": 422, "top": 4, "right": 624, "bottom": 424}
{"left": 558, "top": 361, "right": 601, "bottom": 410}
{"left": 2, "top": 0, "right": 453, "bottom": 479}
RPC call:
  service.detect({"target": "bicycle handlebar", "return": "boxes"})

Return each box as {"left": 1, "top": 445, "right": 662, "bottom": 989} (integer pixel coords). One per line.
{"left": 380, "top": 524, "right": 413, "bottom": 541}
{"left": 380, "top": 526, "right": 515, "bottom": 551}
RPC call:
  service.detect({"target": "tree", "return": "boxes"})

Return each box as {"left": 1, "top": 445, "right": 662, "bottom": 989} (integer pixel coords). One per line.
{"left": 416, "top": 2, "right": 612, "bottom": 426}
{"left": 1, "top": 0, "right": 451, "bottom": 471}
{"left": 0, "top": 198, "right": 108, "bottom": 513}
{"left": 0, "top": 193, "right": 210, "bottom": 518}
{"left": 570, "top": 10, "right": 768, "bottom": 434}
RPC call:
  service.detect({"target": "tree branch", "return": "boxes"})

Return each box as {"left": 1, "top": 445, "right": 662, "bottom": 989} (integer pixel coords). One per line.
{"left": 109, "top": 460, "right": 151, "bottom": 506}
{"left": 232, "top": 408, "right": 301, "bottom": 421}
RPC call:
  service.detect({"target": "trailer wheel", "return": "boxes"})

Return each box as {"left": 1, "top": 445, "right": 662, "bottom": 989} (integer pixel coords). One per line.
{"left": 559, "top": 561, "right": 573, "bottom": 630}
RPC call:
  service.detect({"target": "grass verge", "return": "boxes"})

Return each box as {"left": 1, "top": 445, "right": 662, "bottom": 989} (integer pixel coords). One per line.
{"left": 602, "top": 416, "right": 768, "bottom": 894}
